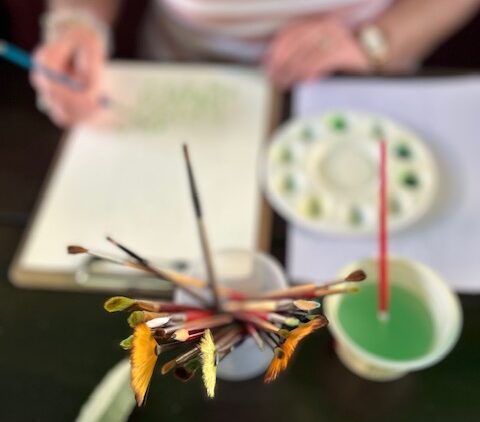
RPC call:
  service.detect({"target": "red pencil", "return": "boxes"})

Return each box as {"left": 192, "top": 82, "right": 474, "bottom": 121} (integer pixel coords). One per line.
{"left": 378, "top": 140, "right": 389, "bottom": 320}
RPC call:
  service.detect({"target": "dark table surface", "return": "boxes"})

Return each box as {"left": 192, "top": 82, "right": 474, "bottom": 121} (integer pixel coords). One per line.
{"left": 1, "top": 60, "right": 479, "bottom": 422}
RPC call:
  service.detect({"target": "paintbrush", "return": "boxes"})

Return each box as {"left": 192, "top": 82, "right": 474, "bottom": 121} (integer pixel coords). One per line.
{"left": 216, "top": 331, "right": 245, "bottom": 354}
{"left": 159, "top": 314, "right": 234, "bottom": 338}
{"left": 182, "top": 144, "right": 222, "bottom": 310}
{"left": 246, "top": 323, "right": 264, "bottom": 350}
{"left": 104, "top": 296, "right": 204, "bottom": 313}
{"left": 161, "top": 343, "right": 202, "bottom": 375}
{"left": 174, "top": 359, "right": 199, "bottom": 382}
{"left": 252, "top": 283, "right": 317, "bottom": 300}
{"left": 233, "top": 312, "right": 288, "bottom": 336}
{"left": 146, "top": 310, "right": 213, "bottom": 328}
{"left": 254, "top": 270, "right": 365, "bottom": 300}
{"left": 104, "top": 237, "right": 209, "bottom": 306}
{"left": 68, "top": 245, "right": 206, "bottom": 289}
{"left": 223, "top": 298, "right": 320, "bottom": 313}
{"left": 314, "top": 286, "right": 359, "bottom": 297}
{"left": 264, "top": 317, "right": 328, "bottom": 383}
{"left": 199, "top": 329, "right": 217, "bottom": 397}
{"left": 316, "top": 269, "right": 367, "bottom": 289}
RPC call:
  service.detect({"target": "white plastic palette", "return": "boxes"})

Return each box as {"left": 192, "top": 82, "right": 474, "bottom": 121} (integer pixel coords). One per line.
{"left": 262, "top": 110, "right": 438, "bottom": 236}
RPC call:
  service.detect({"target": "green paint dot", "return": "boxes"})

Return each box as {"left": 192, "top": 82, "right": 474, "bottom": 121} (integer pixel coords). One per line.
{"left": 282, "top": 175, "right": 296, "bottom": 193}
{"left": 395, "top": 143, "right": 413, "bottom": 159}
{"left": 301, "top": 127, "right": 315, "bottom": 142}
{"left": 279, "top": 147, "right": 293, "bottom": 164}
{"left": 389, "top": 197, "right": 402, "bottom": 215}
{"left": 401, "top": 172, "right": 419, "bottom": 188}
{"left": 371, "top": 123, "right": 385, "bottom": 139}
{"left": 306, "top": 198, "right": 322, "bottom": 218}
{"left": 328, "top": 115, "right": 348, "bottom": 132}
{"left": 350, "top": 207, "right": 364, "bottom": 226}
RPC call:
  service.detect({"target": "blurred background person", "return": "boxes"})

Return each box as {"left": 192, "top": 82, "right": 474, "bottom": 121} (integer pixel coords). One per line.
{"left": 30, "top": 0, "right": 480, "bottom": 127}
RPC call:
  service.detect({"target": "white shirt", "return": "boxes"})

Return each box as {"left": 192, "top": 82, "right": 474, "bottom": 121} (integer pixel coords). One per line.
{"left": 139, "top": 0, "right": 393, "bottom": 62}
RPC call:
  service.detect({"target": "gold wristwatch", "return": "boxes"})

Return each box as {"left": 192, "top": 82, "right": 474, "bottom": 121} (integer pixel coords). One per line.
{"left": 358, "top": 25, "right": 389, "bottom": 71}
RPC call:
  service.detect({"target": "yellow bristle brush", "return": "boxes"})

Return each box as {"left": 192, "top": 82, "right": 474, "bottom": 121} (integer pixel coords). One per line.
{"left": 199, "top": 329, "right": 217, "bottom": 398}
{"left": 130, "top": 323, "right": 159, "bottom": 406}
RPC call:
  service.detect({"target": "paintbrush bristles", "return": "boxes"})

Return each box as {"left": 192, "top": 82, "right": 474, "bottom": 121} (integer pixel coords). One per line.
{"left": 67, "top": 245, "right": 88, "bottom": 254}
{"left": 161, "top": 359, "right": 177, "bottom": 375}
{"left": 345, "top": 269, "right": 367, "bottom": 282}
{"left": 130, "top": 323, "right": 158, "bottom": 406}
{"left": 292, "top": 300, "right": 320, "bottom": 312}
{"left": 104, "top": 296, "right": 135, "bottom": 312}
{"left": 199, "top": 329, "right": 217, "bottom": 398}
{"left": 120, "top": 335, "right": 133, "bottom": 350}
{"left": 264, "top": 317, "right": 327, "bottom": 383}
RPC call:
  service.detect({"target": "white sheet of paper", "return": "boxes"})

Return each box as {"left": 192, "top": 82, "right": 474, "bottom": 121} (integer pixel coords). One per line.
{"left": 17, "top": 61, "right": 272, "bottom": 276}
{"left": 287, "top": 76, "right": 480, "bottom": 293}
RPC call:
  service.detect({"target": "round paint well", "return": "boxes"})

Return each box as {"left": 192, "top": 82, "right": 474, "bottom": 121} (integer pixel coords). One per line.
{"left": 262, "top": 110, "right": 438, "bottom": 236}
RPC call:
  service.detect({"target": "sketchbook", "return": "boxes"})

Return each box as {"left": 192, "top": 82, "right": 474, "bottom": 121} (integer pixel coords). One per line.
{"left": 10, "top": 61, "right": 279, "bottom": 293}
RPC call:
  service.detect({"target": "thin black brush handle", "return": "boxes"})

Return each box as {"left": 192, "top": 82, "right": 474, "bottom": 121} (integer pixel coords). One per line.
{"left": 260, "top": 331, "right": 277, "bottom": 351}
{"left": 182, "top": 144, "right": 221, "bottom": 311}
{"left": 106, "top": 236, "right": 147, "bottom": 264}
{"left": 106, "top": 236, "right": 209, "bottom": 306}
{"left": 266, "top": 331, "right": 282, "bottom": 347}
{"left": 183, "top": 144, "right": 202, "bottom": 217}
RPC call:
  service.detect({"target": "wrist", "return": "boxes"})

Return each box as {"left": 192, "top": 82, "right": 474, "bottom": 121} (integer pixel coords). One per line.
{"left": 41, "top": 7, "right": 113, "bottom": 54}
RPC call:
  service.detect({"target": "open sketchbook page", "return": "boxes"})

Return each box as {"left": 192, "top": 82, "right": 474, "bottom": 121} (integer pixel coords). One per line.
{"left": 287, "top": 76, "right": 480, "bottom": 293}
{"left": 16, "top": 61, "right": 272, "bottom": 276}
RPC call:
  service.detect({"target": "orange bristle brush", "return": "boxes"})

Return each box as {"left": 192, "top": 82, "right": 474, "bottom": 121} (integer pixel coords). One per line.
{"left": 130, "top": 323, "right": 159, "bottom": 406}
{"left": 264, "top": 317, "right": 328, "bottom": 383}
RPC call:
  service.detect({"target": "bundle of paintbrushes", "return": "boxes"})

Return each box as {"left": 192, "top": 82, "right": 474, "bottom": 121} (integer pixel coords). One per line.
{"left": 67, "top": 145, "right": 366, "bottom": 405}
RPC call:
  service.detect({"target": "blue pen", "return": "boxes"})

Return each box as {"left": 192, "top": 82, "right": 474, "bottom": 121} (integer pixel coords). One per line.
{"left": 0, "top": 39, "right": 111, "bottom": 107}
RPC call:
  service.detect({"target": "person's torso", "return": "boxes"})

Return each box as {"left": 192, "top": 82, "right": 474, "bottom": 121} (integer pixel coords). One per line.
{"left": 139, "top": 0, "right": 393, "bottom": 62}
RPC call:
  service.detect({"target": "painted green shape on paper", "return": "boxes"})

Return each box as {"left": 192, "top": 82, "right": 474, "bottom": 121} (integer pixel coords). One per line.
{"left": 120, "top": 80, "right": 236, "bottom": 132}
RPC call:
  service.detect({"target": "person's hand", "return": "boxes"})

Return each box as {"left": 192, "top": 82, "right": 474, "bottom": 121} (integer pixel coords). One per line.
{"left": 264, "top": 16, "right": 370, "bottom": 89}
{"left": 30, "top": 24, "right": 106, "bottom": 127}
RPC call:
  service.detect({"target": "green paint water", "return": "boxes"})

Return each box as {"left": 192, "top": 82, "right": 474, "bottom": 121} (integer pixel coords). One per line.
{"left": 338, "top": 283, "right": 434, "bottom": 360}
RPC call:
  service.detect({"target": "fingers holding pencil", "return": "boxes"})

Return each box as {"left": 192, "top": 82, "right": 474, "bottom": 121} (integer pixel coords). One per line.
{"left": 30, "top": 25, "right": 105, "bottom": 126}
